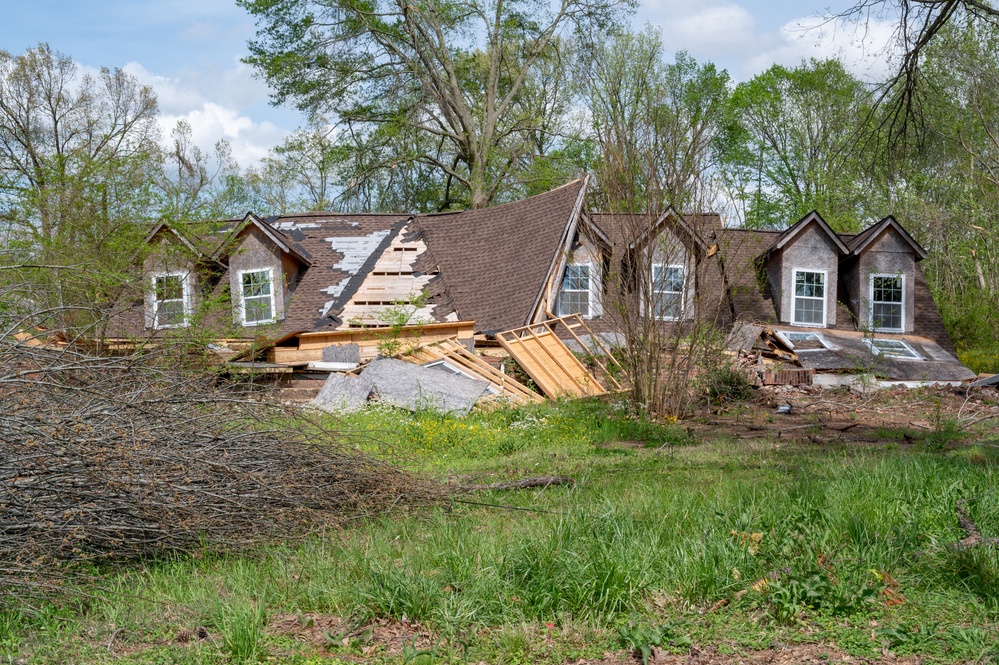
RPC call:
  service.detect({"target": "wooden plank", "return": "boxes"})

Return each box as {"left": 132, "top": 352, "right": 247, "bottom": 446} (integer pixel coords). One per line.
{"left": 398, "top": 337, "right": 542, "bottom": 405}
{"left": 527, "top": 327, "right": 590, "bottom": 396}
{"left": 498, "top": 330, "right": 578, "bottom": 398}
{"left": 555, "top": 314, "right": 623, "bottom": 391}
{"left": 437, "top": 342, "right": 541, "bottom": 403}
{"left": 496, "top": 318, "right": 611, "bottom": 400}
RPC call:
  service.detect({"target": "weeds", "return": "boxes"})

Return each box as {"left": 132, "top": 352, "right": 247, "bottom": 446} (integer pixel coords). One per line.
{"left": 617, "top": 621, "right": 692, "bottom": 664}
{"left": 215, "top": 599, "right": 266, "bottom": 663}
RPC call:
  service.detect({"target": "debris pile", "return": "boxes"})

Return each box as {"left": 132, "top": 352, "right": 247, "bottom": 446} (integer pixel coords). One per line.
{"left": 0, "top": 338, "right": 441, "bottom": 598}
{"left": 309, "top": 315, "right": 622, "bottom": 414}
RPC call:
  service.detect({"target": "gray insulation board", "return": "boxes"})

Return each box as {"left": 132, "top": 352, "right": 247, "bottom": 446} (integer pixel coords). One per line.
{"left": 361, "top": 357, "right": 491, "bottom": 415}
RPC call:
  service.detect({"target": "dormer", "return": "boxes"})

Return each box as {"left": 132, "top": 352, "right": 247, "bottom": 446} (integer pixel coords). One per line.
{"left": 555, "top": 212, "right": 611, "bottom": 320}
{"left": 216, "top": 213, "right": 312, "bottom": 328}
{"left": 840, "top": 216, "right": 926, "bottom": 334}
{"left": 761, "top": 211, "right": 848, "bottom": 328}
{"left": 142, "top": 223, "right": 204, "bottom": 330}
{"left": 627, "top": 208, "right": 708, "bottom": 322}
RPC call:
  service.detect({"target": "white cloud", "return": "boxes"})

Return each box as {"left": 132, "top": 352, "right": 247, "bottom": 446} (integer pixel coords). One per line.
{"left": 743, "top": 14, "right": 900, "bottom": 82}
{"left": 121, "top": 60, "right": 295, "bottom": 167}
{"left": 665, "top": 4, "right": 757, "bottom": 57}
{"left": 160, "top": 103, "right": 287, "bottom": 165}
{"left": 635, "top": 0, "right": 902, "bottom": 83}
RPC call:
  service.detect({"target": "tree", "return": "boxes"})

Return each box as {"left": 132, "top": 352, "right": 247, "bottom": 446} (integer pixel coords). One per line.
{"left": 238, "top": 0, "right": 629, "bottom": 208}
{"left": 0, "top": 44, "right": 161, "bottom": 333}
{"left": 0, "top": 43, "right": 159, "bottom": 246}
{"left": 580, "top": 29, "right": 729, "bottom": 214}
{"left": 838, "top": 0, "right": 999, "bottom": 146}
{"left": 719, "top": 59, "right": 875, "bottom": 230}
{"left": 155, "top": 120, "right": 255, "bottom": 223}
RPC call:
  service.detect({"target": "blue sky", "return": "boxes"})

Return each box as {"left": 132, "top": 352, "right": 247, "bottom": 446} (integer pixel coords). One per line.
{"left": 1, "top": 0, "right": 897, "bottom": 166}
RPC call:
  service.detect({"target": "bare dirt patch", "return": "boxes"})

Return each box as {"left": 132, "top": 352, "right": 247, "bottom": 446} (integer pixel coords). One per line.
{"left": 267, "top": 613, "right": 437, "bottom": 657}
{"left": 690, "top": 384, "right": 999, "bottom": 446}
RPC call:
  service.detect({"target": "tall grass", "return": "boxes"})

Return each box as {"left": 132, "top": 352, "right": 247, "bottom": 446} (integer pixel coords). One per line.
{"left": 6, "top": 401, "right": 999, "bottom": 662}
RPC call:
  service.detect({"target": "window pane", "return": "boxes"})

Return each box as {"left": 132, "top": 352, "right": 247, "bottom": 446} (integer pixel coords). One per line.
{"left": 558, "top": 290, "right": 589, "bottom": 317}
{"left": 155, "top": 275, "right": 183, "bottom": 301}
{"left": 794, "top": 297, "right": 824, "bottom": 325}
{"left": 653, "top": 266, "right": 683, "bottom": 292}
{"left": 244, "top": 295, "right": 273, "bottom": 323}
{"left": 871, "top": 338, "right": 919, "bottom": 359}
{"left": 157, "top": 299, "right": 186, "bottom": 326}
{"left": 562, "top": 264, "right": 590, "bottom": 292}
{"left": 873, "top": 276, "right": 902, "bottom": 303}
{"left": 655, "top": 293, "right": 682, "bottom": 320}
{"left": 872, "top": 303, "right": 902, "bottom": 331}
{"left": 242, "top": 270, "right": 271, "bottom": 298}
{"left": 795, "top": 271, "right": 824, "bottom": 298}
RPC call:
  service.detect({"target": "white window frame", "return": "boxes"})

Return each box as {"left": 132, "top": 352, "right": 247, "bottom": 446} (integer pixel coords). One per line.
{"left": 150, "top": 271, "right": 192, "bottom": 330}
{"left": 864, "top": 337, "right": 922, "bottom": 361}
{"left": 237, "top": 267, "right": 277, "bottom": 326}
{"left": 791, "top": 268, "right": 828, "bottom": 327}
{"left": 558, "top": 261, "right": 601, "bottom": 319}
{"left": 775, "top": 330, "right": 831, "bottom": 352}
{"left": 869, "top": 273, "right": 905, "bottom": 333}
{"left": 650, "top": 263, "right": 685, "bottom": 321}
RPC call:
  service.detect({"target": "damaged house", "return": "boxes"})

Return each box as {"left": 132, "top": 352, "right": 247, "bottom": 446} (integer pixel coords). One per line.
{"left": 119, "top": 176, "right": 974, "bottom": 389}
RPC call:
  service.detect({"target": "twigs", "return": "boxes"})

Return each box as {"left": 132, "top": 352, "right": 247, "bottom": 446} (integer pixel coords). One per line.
{"left": 458, "top": 476, "right": 575, "bottom": 492}
{"left": 0, "top": 337, "right": 444, "bottom": 599}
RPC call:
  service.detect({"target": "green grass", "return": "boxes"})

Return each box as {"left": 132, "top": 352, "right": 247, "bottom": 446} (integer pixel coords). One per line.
{"left": 4, "top": 399, "right": 999, "bottom": 663}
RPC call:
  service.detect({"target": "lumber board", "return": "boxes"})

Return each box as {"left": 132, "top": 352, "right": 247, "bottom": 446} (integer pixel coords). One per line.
{"left": 397, "top": 337, "right": 542, "bottom": 405}
{"left": 495, "top": 316, "right": 612, "bottom": 400}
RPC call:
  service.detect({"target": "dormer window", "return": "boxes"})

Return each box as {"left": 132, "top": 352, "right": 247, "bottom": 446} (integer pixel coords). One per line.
{"left": 559, "top": 263, "right": 599, "bottom": 318}
{"left": 238, "top": 268, "right": 276, "bottom": 325}
{"left": 651, "top": 264, "right": 684, "bottom": 320}
{"left": 151, "top": 272, "right": 191, "bottom": 329}
{"left": 792, "top": 270, "right": 826, "bottom": 326}
{"left": 871, "top": 275, "right": 904, "bottom": 332}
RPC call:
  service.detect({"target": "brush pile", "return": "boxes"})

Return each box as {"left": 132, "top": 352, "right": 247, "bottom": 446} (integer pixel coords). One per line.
{"left": 0, "top": 337, "right": 442, "bottom": 598}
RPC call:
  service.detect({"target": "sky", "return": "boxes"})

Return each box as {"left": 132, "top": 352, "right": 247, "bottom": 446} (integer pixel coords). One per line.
{"left": 0, "top": 0, "right": 900, "bottom": 167}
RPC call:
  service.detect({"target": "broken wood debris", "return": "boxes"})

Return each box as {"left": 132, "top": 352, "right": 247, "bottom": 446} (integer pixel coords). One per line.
{"left": 495, "top": 314, "right": 623, "bottom": 399}
{"left": 458, "top": 476, "right": 575, "bottom": 492}
{"left": 949, "top": 498, "right": 999, "bottom": 550}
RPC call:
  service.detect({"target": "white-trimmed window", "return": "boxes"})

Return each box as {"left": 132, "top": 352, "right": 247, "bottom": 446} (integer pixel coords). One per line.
{"left": 870, "top": 274, "right": 904, "bottom": 332}
{"left": 651, "top": 264, "right": 684, "bottom": 320}
{"left": 792, "top": 269, "right": 826, "bottom": 326}
{"left": 151, "top": 272, "right": 191, "bottom": 329}
{"left": 776, "top": 330, "right": 830, "bottom": 351}
{"left": 238, "top": 268, "right": 276, "bottom": 325}
{"left": 558, "top": 263, "right": 599, "bottom": 318}
{"left": 864, "top": 338, "right": 921, "bottom": 360}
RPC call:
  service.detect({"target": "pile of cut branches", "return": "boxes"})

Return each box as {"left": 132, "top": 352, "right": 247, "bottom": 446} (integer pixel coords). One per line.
{"left": 0, "top": 337, "right": 443, "bottom": 599}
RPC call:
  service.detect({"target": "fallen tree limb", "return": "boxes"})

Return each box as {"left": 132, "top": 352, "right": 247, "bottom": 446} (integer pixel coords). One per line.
{"left": 460, "top": 476, "right": 575, "bottom": 492}
{"left": 949, "top": 498, "right": 999, "bottom": 550}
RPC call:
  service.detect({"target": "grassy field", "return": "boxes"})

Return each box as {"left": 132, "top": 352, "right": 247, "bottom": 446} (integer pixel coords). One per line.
{"left": 4, "top": 394, "right": 999, "bottom": 664}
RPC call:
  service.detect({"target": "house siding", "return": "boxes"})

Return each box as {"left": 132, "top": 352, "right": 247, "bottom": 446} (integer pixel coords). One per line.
{"left": 143, "top": 234, "right": 199, "bottom": 330}
{"left": 774, "top": 224, "right": 840, "bottom": 326}
{"left": 228, "top": 226, "right": 286, "bottom": 325}
{"left": 855, "top": 228, "right": 916, "bottom": 333}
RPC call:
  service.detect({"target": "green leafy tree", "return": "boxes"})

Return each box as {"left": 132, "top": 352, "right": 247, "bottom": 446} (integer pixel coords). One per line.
{"left": 720, "top": 59, "right": 875, "bottom": 230}
{"left": 581, "top": 29, "right": 730, "bottom": 214}
{"left": 238, "top": 0, "right": 629, "bottom": 209}
{"left": 0, "top": 43, "right": 161, "bottom": 333}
